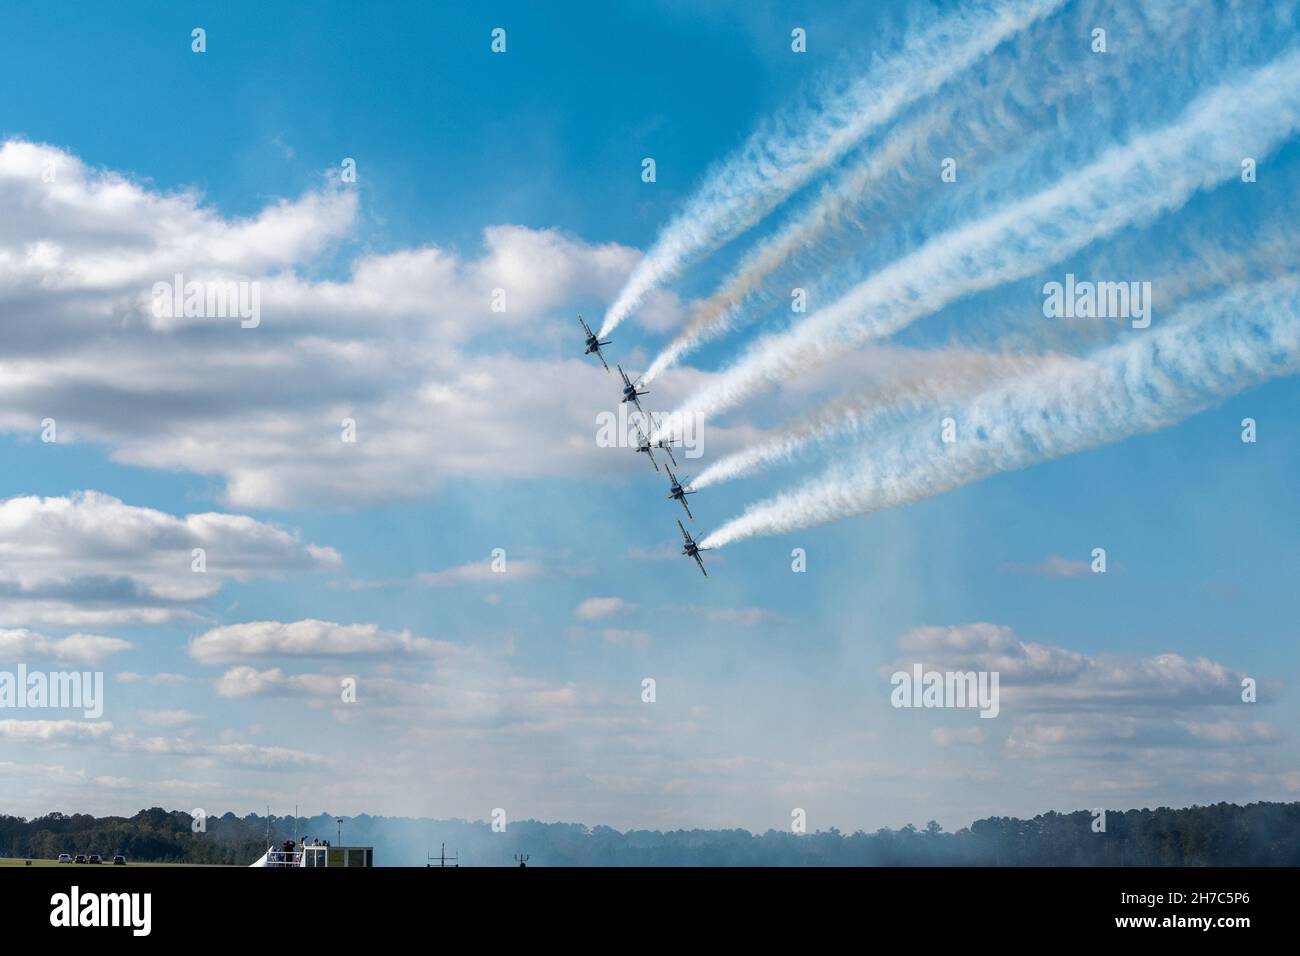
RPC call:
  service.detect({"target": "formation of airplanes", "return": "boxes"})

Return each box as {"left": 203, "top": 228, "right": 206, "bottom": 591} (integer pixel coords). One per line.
{"left": 578, "top": 314, "right": 709, "bottom": 577}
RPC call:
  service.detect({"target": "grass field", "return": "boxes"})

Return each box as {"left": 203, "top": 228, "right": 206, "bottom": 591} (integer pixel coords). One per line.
{"left": 0, "top": 857, "right": 224, "bottom": 868}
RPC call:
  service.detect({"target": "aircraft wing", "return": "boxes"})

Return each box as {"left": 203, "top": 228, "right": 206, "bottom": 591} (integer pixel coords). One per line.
{"left": 694, "top": 553, "right": 708, "bottom": 577}
{"left": 596, "top": 349, "right": 609, "bottom": 371}
{"left": 676, "top": 518, "right": 691, "bottom": 543}
{"left": 681, "top": 497, "right": 694, "bottom": 521}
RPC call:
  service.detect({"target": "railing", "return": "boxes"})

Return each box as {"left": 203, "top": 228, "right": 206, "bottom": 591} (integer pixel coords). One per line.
{"left": 264, "top": 850, "right": 303, "bottom": 867}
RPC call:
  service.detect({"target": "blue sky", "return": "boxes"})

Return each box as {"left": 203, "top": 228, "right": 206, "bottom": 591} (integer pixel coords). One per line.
{"left": 0, "top": 0, "right": 1297, "bottom": 834}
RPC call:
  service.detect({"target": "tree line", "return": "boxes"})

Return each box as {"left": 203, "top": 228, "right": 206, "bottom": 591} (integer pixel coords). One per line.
{"left": 1, "top": 801, "right": 1296, "bottom": 866}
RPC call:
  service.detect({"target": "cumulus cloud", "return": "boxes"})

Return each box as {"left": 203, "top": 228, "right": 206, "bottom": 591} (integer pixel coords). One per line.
{"left": 212, "top": 666, "right": 344, "bottom": 699}
{"left": 214, "top": 666, "right": 281, "bottom": 698}
{"left": 0, "top": 719, "right": 113, "bottom": 742}
{"left": 931, "top": 727, "right": 987, "bottom": 747}
{"left": 0, "top": 140, "right": 714, "bottom": 509}
{"left": 894, "top": 622, "right": 1243, "bottom": 706}
{"left": 137, "top": 709, "right": 203, "bottom": 728}
{"left": 416, "top": 559, "right": 543, "bottom": 587}
{"left": 893, "top": 623, "right": 1268, "bottom": 769}
{"left": 1001, "top": 712, "right": 1281, "bottom": 758}
{"left": 0, "top": 628, "right": 131, "bottom": 664}
{"left": 1002, "top": 555, "right": 1094, "bottom": 578}
{"left": 108, "top": 730, "right": 317, "bottom": 767}
{"left": 600, "top": 628, "right": 652, "bottom": 649}
{"left": 0, "top": 139, "right": 357, "bottom": 292}
{"left": 574, "top": 596, "right": 633, "bottom": 620}
{"left": 0, "top": 491, "right": 340, "bottom": 627}
{"left": 114, "top": 672, "right": 190, "bottom": 685}
{"left": 189, "top": 619, "right": 457, "bottom": 664}
{"left": 684, "top": 605, "right": 786, "bottom": 627}
{"left": 208, "top": 659, "right": 618, "bottom": 744}
{"left": 207, "top": 742, "right": 320, "bottom": 768}
{"left": 1180, "top": 720, "right": 1279, "bottom": 745}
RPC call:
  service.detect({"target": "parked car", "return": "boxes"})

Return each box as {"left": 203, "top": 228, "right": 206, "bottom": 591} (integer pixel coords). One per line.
{"left": 57, "top": 853, "right": 72, "bottom": 863}
{"left": 112, "top": 855, "right": 126, "bottom": 865}
{"left": 74, "top": 854, "right": 87, "bottom": 864}
{"left": 87, "top": 854, "right": 102, "bottom": 864}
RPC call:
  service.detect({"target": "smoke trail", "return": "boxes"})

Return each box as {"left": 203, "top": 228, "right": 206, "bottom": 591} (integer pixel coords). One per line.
{"left": 598, "top": 0, "right": 1065, "bottom": 338}
{"left": 655, "top": 47, "right": 1300, "bottom": 442}
{"left": 690, "top": 218, "right": 1300, "bottom": 489}
{"left": 690, "top": 349, "right": 1075, "bottom": 489}
{"left": 642, "top": 0, "right": 1189, "bottom": 384}
{"left": 699, "top": 277, "right": 1300, "bottom": 548}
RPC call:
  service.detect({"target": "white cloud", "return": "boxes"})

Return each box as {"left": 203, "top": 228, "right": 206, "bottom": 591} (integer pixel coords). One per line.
{"left": 0, "top": 139, "right": 357, "bottom": 289}
{"left": 601, "top": 628, "right": 652, "bottom": 648}
{"left": 0, "top": 491, "right": 340, "bottom": 627}
{"left": 0, "top": 628, "right": 131, "bottom": 664}
{"left": 684, "top": 605, "right": 786, "bottom": 627}
{"left": 190, "top": 619, "right": 457, "bottom": 664}
{"left": 137, "top": 709, "right": 203, "bottom": 728}
{"left": 108, "top": 730, "right": 317, "bottom": 767}
{"left": 0, "top": 760, "right": 88, "bottom": 783}
{"left": 1180, "top": 720, "right": 1279, "bottom": 745}
{"left": 208, "top": 742, "right": 319, "bottom": 768}
{"left": 0, "top": 140, "right": 726, "bottom": 510}
{"left": 895, "top": 624, "right": 1267, "bottom": 768}
{"left": 894, "top": 623, "right": 1242, "bottom": 704}
{"left": 115, "top": 672, "right": 190, "bottom": 686}
{"left": 1002, "top": 555, "right": 1094, "bottom": 578}
{"left": 0, "top": 719, "right": 113, "bottom": 742}
{"left": 416, "top": 559, "right": 542, "bottom": 587}
{"left": 213, "top": 666, "right": 340, "bottom": 699}
{"left": 575, "top": 596, "right": 633, "bottom": 620}
{"left": 931, "top": 727, "right": 987, "bottom": 747}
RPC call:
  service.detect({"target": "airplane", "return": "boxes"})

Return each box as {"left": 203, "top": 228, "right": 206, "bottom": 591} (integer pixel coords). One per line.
{"left": 578, "top": 314, "right": 612, "bottom": 371}
{"left": 665, "top": 465, "right": 696, "bottom": 521}
{"left": 632, "top": 418, "right": 660, "bottom": 472}
{"left": 648, "top": 412, "right": 680, "bottom": 468}
{"left": 677, "top": 519, "right": 709, "bottom": 578}
{"left": 617, "top": 364, "right": 649, "bottom": 417}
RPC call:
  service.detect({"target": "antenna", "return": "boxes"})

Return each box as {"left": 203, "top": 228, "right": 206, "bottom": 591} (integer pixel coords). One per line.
{"left": 427, "top": 843, "right": 459, "bottom": 868}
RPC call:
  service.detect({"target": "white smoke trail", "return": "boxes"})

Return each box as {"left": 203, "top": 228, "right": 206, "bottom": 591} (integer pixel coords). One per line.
{"left": 656, "top": 46, "right": 1300, "bottom": 442}
{"left": 699, "top": 277, "right": 1300, "bottom": 548}
{"left": 598, "top": 0, "right": 1065, "bottom": 338}
{"left": 690, "top": 349, "right": 1075, "bottom": 489}
{"left": 642, "top": 0, "right": 1197, "bottom": 384}
{"left": 690, "top": 219, "right": 1300, "bottom": 489}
